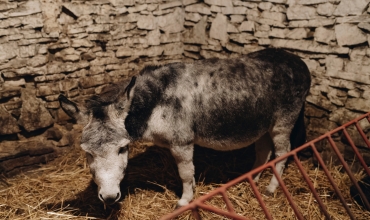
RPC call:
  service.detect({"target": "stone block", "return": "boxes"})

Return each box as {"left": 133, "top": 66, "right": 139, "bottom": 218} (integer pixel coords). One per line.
{"left": 326, "top": 70, "right": 370, "bottom": 85}
{"left": 258, "top": 2, "right": 273, "bottom": 10}
{"left": 163, "top": 42, "right": 183, "bottom": 56}
{"left": 269, "top": 28, "right": 286, "bottom": 38}
{"left": 239, "top": 21, "right": 255, "bottom": 32}
{"left": 227, "top": 23, "right": 239, "bottom": 33}
{"left": 229, "top": 33, "right": 256, "bottom": 44}
{"left": 200, "top": 49, "right": 229, "bottom": 59}
{"left": 137, "top": 14, "right": 157, "bottom": 30}
{"left": 183, "top": 16, "right": 208, "bottom": 45}
{"left": 225, "top": 42, "right": 244, "bottom": 54}
{"left": 0, "top": 42, "right": 18, "bottom": 61}
{"left": 159, "top": 0, "right": 182, "bottom": 10}
{"left": 230, "top": 15, "right": 245, "bottom": 23}
{"left": 317, "top": 2, "right": 335, "bottom": 16}
{"left": 261, "top": 11, "right": 286, "bottom": 22}
{"left": 305, "top": 104, "right": 327, "bottom": 118}
{"left": 0, "top": 87, "right": 21, "bottom": 100}
{"left": 334, "top": 0, "right": 369, "bottom": 16}
{"left": 71, "top": 39, "right": 94, "bottom": 48}
{"left": 221, "top": 7, "right": 247, "bottom": 15}
{"left": 270, "top": 39, "right": 349, "bottom": 54}
{"left": 62, "top": 3, "right": 99, "bottom": 18}
{"left": 184, "top": 51, "right": 201, "bottom": 59}
{"left": 0, "top": 105, "right": 20, "bottom": 135}
{"left": 314, "top": 27, "right": 335, "bottom": 45}
{"left": 86, "top": 24, "right": 110, "bottom": 33}
{"left": 335, "top": 23, "right": 367, "bottom": 46}
{"left": 8, "top": 0, "right": 41, "bottom": 17}
{"left": 185, "top": 13, "right": 202, "bottom": 22}
{"left": 205, "top": 0, "right": 232, "bottom": 7}
{"left": 287, "top": 5, "right": 317, "bottom": 20}
{"left": 210, "top": 13, "right": 228, "bottom": 44}
{"left": 79, "top": 74, "right": 110, "bottom": 88}
{"left": 306, "top": 94, "right": 337, "bottom": 111}
{"left": 146, "top": 29, "right": 161, "bottom": 45}
{"left": 3, "top": 78, "right": 26, "bottom": 88}
{"left": 346, "top": 98, "right": 370, "bottom": 113}
{"left": 258, "top": 38, "right": 271, "bottom": 45}
{"left": 185, "top": 3, "right": 211, "bottom": 15}
{"left": 157, "top": 7, "right": 184, "bottom": 33}
{"left": 298, "top": 0, "right": 328, "bottom": 4}
{"left": 285, "top": 27, "right": 311, "bottom": 39}
{"left": 128, "top": 4, "right": 148, "bottom": 13}
{"left": 18, "top": 89, "right": 54, "bottom": 132}
{"left": 36, "top": 84, "right": 60, "bottom": 97}
{"left": 27, "top": 55, "right": 48, "bottom": 67}
{"left": 160, "top": 33, "right": 182, "bottom": 43}
{"left": 289, "top": 18, "right": 335, "bottom": 27}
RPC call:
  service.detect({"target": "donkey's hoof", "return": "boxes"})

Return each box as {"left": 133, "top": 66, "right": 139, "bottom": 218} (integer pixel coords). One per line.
{"left": 263, "top": 190, "right": 274, "bottom": 197}
{"left": 176, "top": 199, "right": 189, "bottom": 209}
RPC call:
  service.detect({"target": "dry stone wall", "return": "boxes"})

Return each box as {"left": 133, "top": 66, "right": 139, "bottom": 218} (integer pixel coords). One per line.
{"left": 0, "top": 0, "right": 370, "bottom": 174}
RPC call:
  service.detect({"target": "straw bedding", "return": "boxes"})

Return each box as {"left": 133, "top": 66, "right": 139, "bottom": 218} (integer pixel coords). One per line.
{"left": 1, "top": 137, "right": 370, "bottom": 220}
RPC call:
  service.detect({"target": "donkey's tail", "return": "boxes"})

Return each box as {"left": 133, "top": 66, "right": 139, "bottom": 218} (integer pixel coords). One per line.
{"left": 290, "top": 104, "right": 306, "bottom": 150}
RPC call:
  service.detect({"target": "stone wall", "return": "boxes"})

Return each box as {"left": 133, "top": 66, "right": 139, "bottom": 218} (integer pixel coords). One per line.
{"left": 1, "top": 0, "right": 370, "bottom": 175}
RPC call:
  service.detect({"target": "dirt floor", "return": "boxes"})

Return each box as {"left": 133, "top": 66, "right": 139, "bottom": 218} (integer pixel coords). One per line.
{"left": 1, "top": 140, "right": 370, "bottom": 219}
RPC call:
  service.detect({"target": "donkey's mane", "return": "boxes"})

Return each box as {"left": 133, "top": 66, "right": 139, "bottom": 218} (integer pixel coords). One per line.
{"left": 139, "top": 64, "right": 161, "bottom": 75}
{"left": 86, "top": 84, "right": 123, "bottom": 110}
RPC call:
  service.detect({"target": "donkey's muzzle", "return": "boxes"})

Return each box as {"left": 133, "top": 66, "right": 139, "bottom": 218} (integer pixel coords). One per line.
{"left": 99, "top": 192, "right": 121, "bottom": 205}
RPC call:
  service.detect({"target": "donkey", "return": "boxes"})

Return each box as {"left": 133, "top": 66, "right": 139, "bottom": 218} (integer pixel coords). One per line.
{"left": 58, "top": 48, "right": 311, "bottom": 206}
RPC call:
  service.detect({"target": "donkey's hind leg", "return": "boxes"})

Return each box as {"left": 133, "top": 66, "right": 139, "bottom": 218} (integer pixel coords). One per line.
{"left": 266, "top": 121, "right": 294, "bottom": 195}
{"left": 252, "top": 133, "right": 274, "bottom": 183}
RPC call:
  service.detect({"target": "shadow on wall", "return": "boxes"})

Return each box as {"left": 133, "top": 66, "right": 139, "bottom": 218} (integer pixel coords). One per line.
{"left": 42, "top": 145, "right": 256, "bottom": 219}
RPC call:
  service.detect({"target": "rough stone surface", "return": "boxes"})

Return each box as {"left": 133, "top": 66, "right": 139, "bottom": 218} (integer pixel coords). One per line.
{"left": 18, "top": 89, "right": 54, "bottom": 132}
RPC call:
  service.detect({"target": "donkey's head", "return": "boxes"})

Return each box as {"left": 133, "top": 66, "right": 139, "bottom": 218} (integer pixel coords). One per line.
{"left": 58, "top": 77, "right": 136, "bottom": 205}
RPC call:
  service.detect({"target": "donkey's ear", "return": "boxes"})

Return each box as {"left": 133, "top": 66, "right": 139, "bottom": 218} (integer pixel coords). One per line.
{"left": 124, "top": 76, "right": 136, "bottom": 99}
{"left": 58, "top": 95, "right": 88, "bottom": 124}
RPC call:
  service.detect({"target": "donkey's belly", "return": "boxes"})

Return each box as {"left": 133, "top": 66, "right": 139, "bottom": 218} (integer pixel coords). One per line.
{"left": 194, "top": 135, "right": 260, "bottom": 151}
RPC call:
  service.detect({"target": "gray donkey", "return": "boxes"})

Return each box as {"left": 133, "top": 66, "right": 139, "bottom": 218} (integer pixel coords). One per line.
{"left": 59, "top": 48, "right": 311, "bottom": 207}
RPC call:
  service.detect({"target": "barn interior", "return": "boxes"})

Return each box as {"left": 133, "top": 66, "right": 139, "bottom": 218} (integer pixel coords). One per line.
{"left": 1, "top": 0, "right": 370, "bottom": 219}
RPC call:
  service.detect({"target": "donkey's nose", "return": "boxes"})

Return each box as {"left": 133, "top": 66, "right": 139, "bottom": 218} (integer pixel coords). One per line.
{"left": 99, "top": 192, "right": 121, "bottom": 205}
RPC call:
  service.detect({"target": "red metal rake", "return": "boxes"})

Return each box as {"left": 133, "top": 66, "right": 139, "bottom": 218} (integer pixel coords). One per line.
{"left": 161, "top": 112, "right": 370, "bottom": 220}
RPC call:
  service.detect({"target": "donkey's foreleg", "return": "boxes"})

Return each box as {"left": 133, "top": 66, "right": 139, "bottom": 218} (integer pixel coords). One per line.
{"left": 170, "top": 144, "right": 195, "bottom": 207}
{"left": 266, "top": 129, "right": 291, "bottom": 194}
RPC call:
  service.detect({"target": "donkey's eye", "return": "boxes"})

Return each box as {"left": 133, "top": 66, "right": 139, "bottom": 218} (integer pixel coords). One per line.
{"left": 86, "top": 152, "right": 93, "bottom": 161}
{"left": 115, "top": 103, "right": 124, "bottom": 111}
{"left": 118, "top": 147, "right": 127, "bottom": 155}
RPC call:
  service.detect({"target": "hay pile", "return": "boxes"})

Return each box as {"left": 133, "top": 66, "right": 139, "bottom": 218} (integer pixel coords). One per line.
{"left": 1, "top": 140, "right": 370, "bottom": 220}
